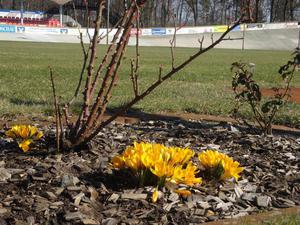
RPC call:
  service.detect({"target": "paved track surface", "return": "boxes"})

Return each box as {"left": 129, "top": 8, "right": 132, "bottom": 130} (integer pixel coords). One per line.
{"left": 0, "top": 28, "right": 298, "bottom": 50}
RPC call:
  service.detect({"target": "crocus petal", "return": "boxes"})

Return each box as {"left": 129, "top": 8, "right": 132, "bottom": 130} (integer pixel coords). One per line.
{"left": 19, "top": 140, "right": 32, "bottom": 152}
{"left": 111, "top": 156, "right": 125, "bottom": 169}
{"left": 175, "top": 189, "right": 192, "bottom": 197}
{"left": 152, "top": 188, "right": 159, "bottom": 203}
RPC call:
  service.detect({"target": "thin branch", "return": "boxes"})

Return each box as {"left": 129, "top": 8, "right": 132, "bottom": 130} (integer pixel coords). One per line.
{"left": 198, "top": 36, "right": 204, "bottom": 51}
{"left": 169, "top": 14, "right": 177, "bottom": 69}
{"left": 58, "top": 102, "right": 64, "bottom": 141}
{"left": 98, "top": 16, "right": 124, "bottom": 41}
{"left": 62, "top": 3, "right": 90, "bottom": 128}
{"left": 79, "top": 0, "right": 105, "bottom": 124}
{"left": 159, "top": 65, "right": 163, "bottom": 81}
{"left": 75, "top": 19, "right": 243, "bottom": 145}
{"left": 49, "top": 67, "right": 61, "bottom": 152}
{"left": 130, "top": 59, "right": 138, "bottom": 96}
{"left": 267, "top": 64, "right": 296, "bottom": 131}
{"left": 74, "top": 3, "right": 137, "bottom": 141}
{"left": 91, "top": 7, "right": 136, "bottom": 127}
{"left": 134, "top": 1, "right": 140, "bottom": 96}
{"left": 89, "top": 11, "right": 129, "bottom": 99}
{"left": 84, "top": 0, "right": 92, "bottom": 42}
{"left": 63, "top": 33, "right": 89, "bottom": 125}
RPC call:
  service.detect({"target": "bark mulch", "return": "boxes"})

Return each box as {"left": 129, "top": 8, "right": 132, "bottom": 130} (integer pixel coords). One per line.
{"left": 0, "top": 118, "right": 299, "bottom": 225}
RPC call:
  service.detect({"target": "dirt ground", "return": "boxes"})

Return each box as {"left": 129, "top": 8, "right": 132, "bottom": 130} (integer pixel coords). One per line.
{"left": 261, "top": 87, "right": 300, "bottom": 103}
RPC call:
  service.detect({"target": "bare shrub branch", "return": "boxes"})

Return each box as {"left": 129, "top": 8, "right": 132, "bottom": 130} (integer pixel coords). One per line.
{"left": 52, "top": 0, "right": 245, "bottom": 149}
{"left": 49, "top": 67, "right": 62, "bottom": 151}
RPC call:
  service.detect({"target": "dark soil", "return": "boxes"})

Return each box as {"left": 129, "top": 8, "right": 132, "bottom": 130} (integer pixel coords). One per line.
{"left": 0, "top": 118, "right": 299, "bottom": 225}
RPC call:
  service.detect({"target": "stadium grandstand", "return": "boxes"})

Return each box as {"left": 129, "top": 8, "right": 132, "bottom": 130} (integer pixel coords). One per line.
{"left": 0, "top": 0, "right": 122, "bottom": 28}
{"left": 0, "top": 0, "right": 95, "bottom": 27}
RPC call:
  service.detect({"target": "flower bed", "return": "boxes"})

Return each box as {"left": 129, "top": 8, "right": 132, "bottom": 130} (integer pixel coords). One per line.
{"left": 0, "top": 119, "right": 299, "bottom": 224}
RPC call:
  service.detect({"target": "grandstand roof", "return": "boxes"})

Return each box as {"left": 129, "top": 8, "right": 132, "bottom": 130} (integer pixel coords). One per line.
{"left": 50, "top": 0, "right": 72, "bottom": 5}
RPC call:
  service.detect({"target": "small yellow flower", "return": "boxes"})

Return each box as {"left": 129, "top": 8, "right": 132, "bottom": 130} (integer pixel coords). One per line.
{"left": 221, "top": 155, "right": 244, "bottom": 181}
{"left": 152, "top": 187, "right": 159, "bottom": 203}
{"left": 33, "top": 131, "right": 43, "bottom": 141}
{"left": 5, "top": 129, "right": 17, "bottom": 138}
{"left": 150, "top": 160, "right": 174, "bottom": 178}
{"left": 111, "top": 156, "right": 125, "bottom": 169}
{"left": 19, "top": 140, "right": 32, "bottom": 152}
{"left": 141, "top": 143, "right": 164, "bottom": 168}
{"left": 19, "top": 126, "right": 30, "bottom": 139}
{"left": 169, "top": 147, "right": 194, "bottom": 165}
{"left": 171, "top": 166, "right": 185, "bottom": 183}
{"left": 5, "top": 125, "right": 43, "bottom": 152}
{"left": 181, "top": 163, "right": 202, "bottom": 186}
{"left": 198, "top": 150, "right": 243, "bottom": 181}
{"left": 198, "top": 150, "right": 223, "bottom": 169}
{"left": 171, "top": 163, "right": 202, "bottom": 186}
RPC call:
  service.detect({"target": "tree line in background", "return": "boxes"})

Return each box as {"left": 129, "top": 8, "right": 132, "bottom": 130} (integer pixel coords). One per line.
{"left": 0, "top": 0, "right": 299, "bottom": 27}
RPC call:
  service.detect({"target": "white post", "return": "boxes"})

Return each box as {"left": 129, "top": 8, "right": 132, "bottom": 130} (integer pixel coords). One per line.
{"left": 20, "top": 0, "right": 24, "bottom": 25}
{"left": 59, "top": 4, "right": 63, "bottom": 27}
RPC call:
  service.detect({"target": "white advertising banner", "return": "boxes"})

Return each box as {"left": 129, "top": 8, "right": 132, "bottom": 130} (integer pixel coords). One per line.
{"left": 67, "top": 28, "right": 82, "bottom": 36}
{"left": 142, "top": 28, "right": 152, "bottom": 36}
{"left": 245, "top": 23, "right": 264, "bottom": 30}
{"left": 165, "top": 28, "right": 175, "bottom": 35}
{"left": 24, "top": 26, "right": 62, "bottom": 34}
{"left": 263, "top": 23, "right": 286, "bottom": 30}
{"left": 285, "top": 22, "right": 298, "bottom": 28}
{"left": 165, "top": 26, "right": 214, "bottom": 35}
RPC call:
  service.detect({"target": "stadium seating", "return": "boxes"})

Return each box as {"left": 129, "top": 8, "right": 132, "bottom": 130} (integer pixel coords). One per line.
{"left": 0, "top": 15, "right": 61, "bottom": 27}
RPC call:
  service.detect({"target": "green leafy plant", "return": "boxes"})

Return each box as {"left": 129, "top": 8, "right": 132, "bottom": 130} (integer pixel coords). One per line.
{"left": 231, "top": 49, "right": 299, "bottom": 134}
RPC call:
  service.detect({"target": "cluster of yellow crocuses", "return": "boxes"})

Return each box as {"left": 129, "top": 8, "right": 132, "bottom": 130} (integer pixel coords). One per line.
{"left": 199, "top": 149, "right": 244, "bottom": 181}
{"left": 112, "top": 142, "right": 201, "bottom": 186}
{"left": 112, "top": 142, "right": 244, "bottom": 202}
{"left": 5, "top": 125, "right": 43, "bottom": 152}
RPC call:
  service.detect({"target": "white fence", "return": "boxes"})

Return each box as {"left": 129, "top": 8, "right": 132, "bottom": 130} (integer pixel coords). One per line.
{"left": 0, "top": 22, "right": 298, "bottom": 37}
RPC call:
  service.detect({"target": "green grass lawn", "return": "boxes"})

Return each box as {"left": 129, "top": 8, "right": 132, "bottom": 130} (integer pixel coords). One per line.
{"left": 261, "top": 215, "right": 300, "bottom": 225}
{"left": 242, "top": 213, "right": 300, "bottom": 225}
{"left": 0, "top": 41, "right": 299, "bottom": 125}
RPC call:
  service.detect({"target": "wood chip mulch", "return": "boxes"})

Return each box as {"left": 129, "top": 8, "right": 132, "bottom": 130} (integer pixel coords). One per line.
{"left": 0, "top": 119, "right": 299, "bottom": 225}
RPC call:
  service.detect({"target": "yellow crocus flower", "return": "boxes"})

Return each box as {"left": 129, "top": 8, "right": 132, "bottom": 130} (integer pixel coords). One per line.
{"left": 221, "top": 156, "right": 244, "bottom": 181}
{"left": 152, "top": 187, "right": 159, "bottom": 203}
{"left": 150, "top": 161, "right": 174, "bottom": 178}
{"left": 19, "top": 140, "right": 32, "bottom": 152}
{"left": 5, "top": 125, "right": 43, "bottom": 152}
{"left": 198, "top": 150, "right": 223, "bottom": 169}
{"left": 111, "top": 156, "right": 125, "bottom": 169}
{"left": 182, "top": 162, "right": 202, "bottom": 186}
{"left": 5, "top": 129, "right": 17, "bottom": 138}
{"left": 19, "top": 126, "right": 30, "bottom": 139}
{"left": 198, "top": 150, "right": 243, "bottom": 181}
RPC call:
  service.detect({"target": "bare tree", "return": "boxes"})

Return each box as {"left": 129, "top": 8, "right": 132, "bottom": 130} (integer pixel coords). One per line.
{"left": 49, "top": 0, "right": 246, "bottom": 150}
{"left": 289, "top": 0, "right": 297, "bottom": 21}
{"left": 254, "top": 0, "right": 261, "bottom": 22}
{"left": 185, "top": 0, "right": 199, "bottom": 25}
{"left": 175, "top": 0, "right": 185, "bottom": 25}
